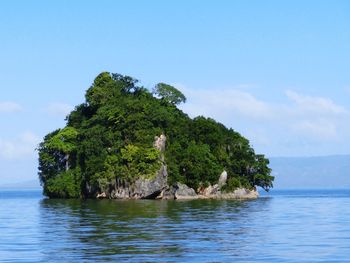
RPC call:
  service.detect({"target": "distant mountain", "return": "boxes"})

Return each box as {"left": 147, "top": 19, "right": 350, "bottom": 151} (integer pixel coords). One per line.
{"left": 269, "top": 155, "right": 350, "bottom": 189}
{"left": 0, "top": 179, "right": 41, "bottom": 190}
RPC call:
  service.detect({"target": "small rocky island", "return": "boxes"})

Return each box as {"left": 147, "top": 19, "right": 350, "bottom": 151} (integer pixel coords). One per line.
{"left": 38, "top": 72, "right": 274, "bottom": 199}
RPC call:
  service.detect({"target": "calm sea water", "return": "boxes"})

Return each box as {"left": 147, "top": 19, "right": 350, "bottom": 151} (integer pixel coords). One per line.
{"left": 0, "top": 189, "right": 349, "bottom": 262}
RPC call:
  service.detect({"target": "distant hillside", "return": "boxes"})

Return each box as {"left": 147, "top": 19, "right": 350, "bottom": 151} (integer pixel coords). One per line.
{"left": 269, "top": 155, "right": 350, "bottom": 189}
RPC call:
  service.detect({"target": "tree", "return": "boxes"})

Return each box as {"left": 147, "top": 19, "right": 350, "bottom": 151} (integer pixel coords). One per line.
{"left": 45, "top": 127, "right": 78, "bottom": 171}
{"left": 180, "top": 142, "right": 222, "bottom": 189}
{"left": 250, "top": 154, "right": 274, "bottom": 191}
{"left": 153, "top": 83, "right": 186, "bottom": 105}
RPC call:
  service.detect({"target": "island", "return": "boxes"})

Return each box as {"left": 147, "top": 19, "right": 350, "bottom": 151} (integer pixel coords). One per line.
{"left": 38, "top": 72, "right": 274, "bottom": 199}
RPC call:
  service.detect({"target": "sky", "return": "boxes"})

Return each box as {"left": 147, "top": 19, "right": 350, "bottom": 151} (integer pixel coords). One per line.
{"left": 0, "top": 0, "right": 349, "bottom": 184}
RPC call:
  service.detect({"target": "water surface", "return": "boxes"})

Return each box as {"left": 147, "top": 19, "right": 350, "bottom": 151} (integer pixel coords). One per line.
{"left": 0, "top": 189, "right": 349, "bottom": 262}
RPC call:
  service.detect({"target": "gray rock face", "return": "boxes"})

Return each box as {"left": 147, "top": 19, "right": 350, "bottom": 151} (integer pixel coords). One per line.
{"left": 202, "top": 184, "right": 220, "bottom": 195}
{"left": 104, "top": 164, "right": 168, "bottom": 199}
{"left": 133, "top": 164, "right": 168, "bottom": 199}
{"left": 218, "top": 170, "right": 227, "bottom": 187}
{"left": 217, "top": 188, "right": 259, "bottom": 199}
{"left": 95, "top": 134, "right": 169, "bottom": 199}
{"left": 153, "top": 134, "right": 166, "bottom": 152}
{"left": 158, "top": 185, "right": 176, "bottom": 200}
{"left": 91, "top": 134, "right": 257, "bottom": 200}
{"left": 174, "top": 182, "right": 198, "bottom": 200}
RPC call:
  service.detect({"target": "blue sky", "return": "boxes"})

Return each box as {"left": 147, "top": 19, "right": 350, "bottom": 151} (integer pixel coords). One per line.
{"left": 1, "top": 0, "right": 350, "bottom": 184}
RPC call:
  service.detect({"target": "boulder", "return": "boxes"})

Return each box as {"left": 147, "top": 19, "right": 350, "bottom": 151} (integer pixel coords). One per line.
{"left": 218, "top": 188, "right": 259, "bottom": 199}
{"left": 174, "top": 182, "right": 198, "bottom": 200}
{"left": 96, "top": 192, "right": 107, "bottom": 198}
{"left": 203, "top": 184, "right": 220, "bottom": 196}
{"left": 159, "top": 185, "right": 176, "bottom": 200}
{"left": 133, "top": 164, "right": 168, "bottom": 199}
{"left": 218, "top": 170, "right": 227, "bottom": 187}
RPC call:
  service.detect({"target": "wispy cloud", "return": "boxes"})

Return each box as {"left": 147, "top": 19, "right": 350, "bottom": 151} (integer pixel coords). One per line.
{"left": 180, "top": 87, "right": 272, "bottom": 120}
{"left": 284, "top": 90, "right": 348, "bottom": 141}
{"left": 285, "top": 90, "right": 348, "bottom": 115}
{"left": 0, "top": 102, "right": 22, "bottom": 113}
{"left": 291, "top": 119, "right": 338, "bottom": 140}
{"left": 176, "top": 84, "right": 350, "bottom": 155}
{"left": 0, "top": 132, "right": 41, "bottom": 159}
{"left": 46, "top": 102, "right": 73, "bottom": 116}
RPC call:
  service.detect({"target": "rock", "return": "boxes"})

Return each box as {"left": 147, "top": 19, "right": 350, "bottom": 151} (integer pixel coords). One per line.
{"left": 92, "top": 134, "right": 169, "bottom": 200}
{"left": 153, "top": 134, "right": 166, "bottom": 152}
{"left": 134, "top": 164, "right": 168, "bottom": 199}
{"left": 218, "top": 170, "right": 227, "bottom": 187}
{"left": 111, "top": 188, "right": 130, "bottom": 199}
{"left": 174, "top": 182, "right": 198, "bottom": 200}
{"left": 215, "top": 188, "right": 259, "bottom": 199}
{"left": 203, "top": 184, "right": 220, "bottom": 196}
{"left": 159, "top": 186, "right": 176, "bottom": 200}
{"left": 92, "top": 163, "right": 168, "bottom": 200}
{"left": 96, "top": 192, "right": 107, "bottom": 198}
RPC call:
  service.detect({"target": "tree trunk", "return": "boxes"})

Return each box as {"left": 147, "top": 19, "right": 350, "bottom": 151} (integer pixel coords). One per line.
{"left": 65, "top": 153, "right": 70, "bottom": 171}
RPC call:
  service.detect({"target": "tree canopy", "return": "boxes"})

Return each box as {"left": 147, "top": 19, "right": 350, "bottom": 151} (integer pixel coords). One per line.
{"left": 153, "top": 83, "right": 186, "bottom": 105}
{"left": 38, "top": 72, "right": 274, "bottom": 198}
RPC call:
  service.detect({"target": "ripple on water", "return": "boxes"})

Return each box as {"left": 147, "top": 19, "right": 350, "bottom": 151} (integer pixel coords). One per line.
{"left": 0, "top": 190, "right": 350, "bottom": 262}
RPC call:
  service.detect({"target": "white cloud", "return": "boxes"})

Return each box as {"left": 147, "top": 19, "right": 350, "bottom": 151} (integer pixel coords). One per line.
{"left": 176, "top": 84, "right": 350, "bottom": 155}
{"left": 179, "top": 87, "right": 272, "bottom": 120}
{"left": 0, "top": 102, "right": 22, "bottom": 113}
{"left": 283, "top": 90, "right": 349, "bottom": 141}
{"left": 285, "top": 90, "right": 348, "bottom": 115}
{"left": 0, "top": 132, "right": 41, "bottom": 159}
{"left": 46, "top": 102, "right": 73, "bottom": 116}
{"left": 291, "top": 119, "right": 338, "bottom": 140}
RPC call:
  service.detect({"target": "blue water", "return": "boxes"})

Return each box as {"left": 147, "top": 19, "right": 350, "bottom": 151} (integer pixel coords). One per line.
{"left": 0, "top": 189, "right": 349, "bottom": 262}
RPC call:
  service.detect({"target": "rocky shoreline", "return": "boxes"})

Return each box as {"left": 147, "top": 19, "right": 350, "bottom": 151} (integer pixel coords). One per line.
{"left": 92, "top": 135, "right": 259, "bottom": 201}
{"left": 94, "top": 167, "right": 259, "bottom": 201}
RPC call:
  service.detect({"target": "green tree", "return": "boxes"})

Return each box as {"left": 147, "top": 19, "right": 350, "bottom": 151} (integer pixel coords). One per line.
{"left": 45, "top": 127, "right": 78, "bottom": 171}
{"left": 180, "top": 142, "right": 222, "bottom": 189}
{"left": 153, "top": 83, "right": 186, "bottom": 105}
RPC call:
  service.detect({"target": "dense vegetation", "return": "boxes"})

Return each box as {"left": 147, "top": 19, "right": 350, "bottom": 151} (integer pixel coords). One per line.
{"left": 38, "top": 72, "right": 274, "bottom": 198}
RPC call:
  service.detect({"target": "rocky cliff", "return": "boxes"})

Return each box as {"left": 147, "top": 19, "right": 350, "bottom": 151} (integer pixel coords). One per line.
{"left": 94, "top": 135, "right": 258, "bottom": 200}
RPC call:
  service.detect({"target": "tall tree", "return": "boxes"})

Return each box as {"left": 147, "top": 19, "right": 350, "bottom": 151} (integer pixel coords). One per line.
{"left": 153, "top": 83, "right": 186, "bottom": 105}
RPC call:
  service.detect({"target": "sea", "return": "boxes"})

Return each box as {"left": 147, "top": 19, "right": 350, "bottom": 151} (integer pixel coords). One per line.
{"left": 0, "top": 189, "right": 349, "bottom": 262}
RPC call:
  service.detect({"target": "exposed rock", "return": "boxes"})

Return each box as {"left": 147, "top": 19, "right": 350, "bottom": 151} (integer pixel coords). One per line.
{"left": 96, "top": 192, "right": 106, "bottom": 198}
{"left": 202, "top": 184, "right": 219, "bottom": 195}
{"left": 133, "top": 164, "right": 168, "bottom": 199}
{"left": 90, "top": 163, "right": 168, "bottom": 199}
{"left": 111, "top": 187, "right": 129, "bottom": 199}
{"left": 218, "top": 170, "right": 227, "bottom": 187}
{"left": 213, "top": 188, "right": 259, "bottom": 199}
{"left": 91, "top": 151, "right": 258, "bottom": 200}
{"left": 174, "top": 182, "right": 198, "bottom": 200}
{"left": 92, "top": 134, "right": 169, "bottom": 199}
{"left": 154, "top": 134, "right": 166, "bottom": 152}
{"left": 158, "top": 185, "right": 176, "bottom": 200}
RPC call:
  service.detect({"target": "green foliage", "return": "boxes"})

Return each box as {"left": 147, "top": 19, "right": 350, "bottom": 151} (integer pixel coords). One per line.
{"left": 222, "top": 176, "right": 252, "bottom": 192}
{"left": 38, "top": 72, "right": 274, "bottom": 198}
{"left": 222, "top": 177, "right": 241, "bottom": 192}
{"left": 153, "top": 83, "right": 186, "bottom": 105}
{"left": 44, "top": 168, "right": 82, "bottom": 198}
{"left": 45, "top": 127, "right": 78, "bottom": 154}
{"left": 119, "top": 145, "right": 161, "bottom": 180}
{"left": 179, "top": 142, "right": 222, "bottom": 190}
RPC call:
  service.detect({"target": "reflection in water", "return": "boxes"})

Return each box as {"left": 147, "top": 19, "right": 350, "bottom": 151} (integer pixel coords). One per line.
{"left": 39, "top": 198, "right": 270, "bottom": 262}
{"left": 2, "top": 191, "right": 350, "bottom": 262}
